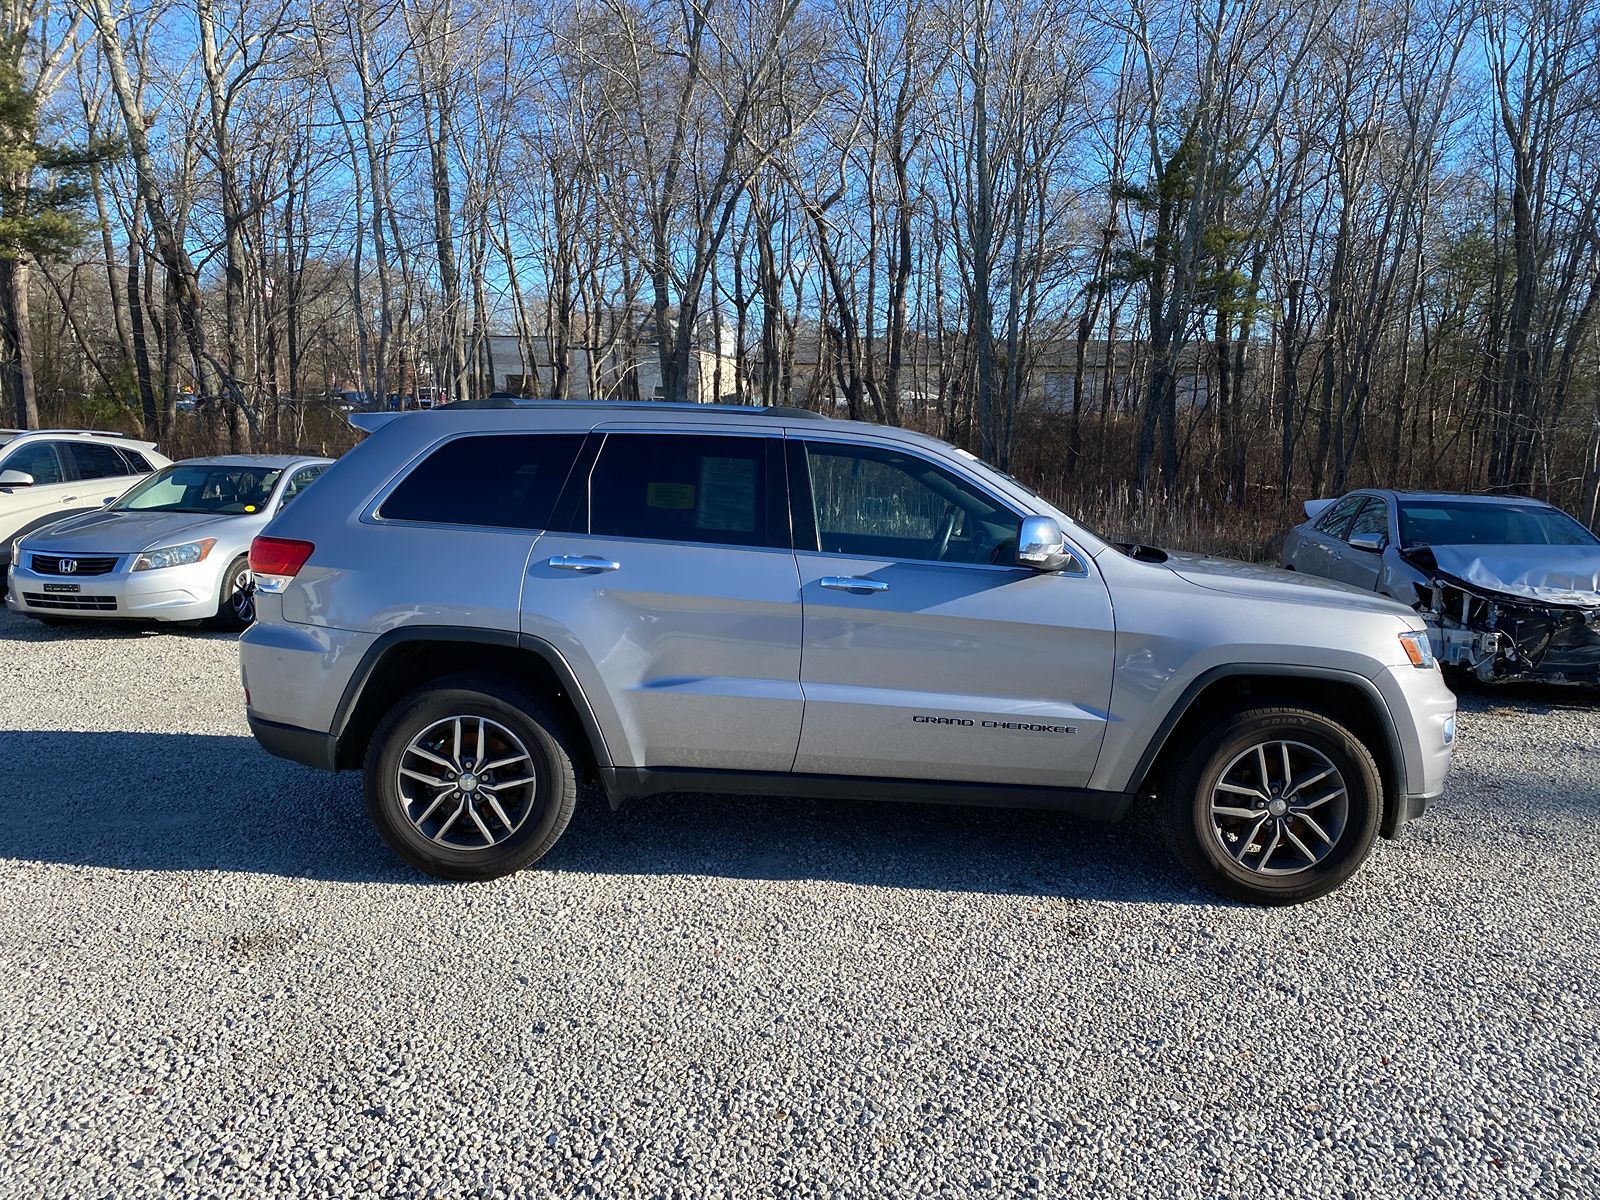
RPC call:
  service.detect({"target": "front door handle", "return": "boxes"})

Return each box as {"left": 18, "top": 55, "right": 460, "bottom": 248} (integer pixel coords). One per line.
{"left": 548, "top": 555, "right": 620, "bottom": 573}
{"left": 820, "top": 576, "right": 889, "bottom": 593}
{"left": 61, "top": 495, "right": 78, "bottom": 503}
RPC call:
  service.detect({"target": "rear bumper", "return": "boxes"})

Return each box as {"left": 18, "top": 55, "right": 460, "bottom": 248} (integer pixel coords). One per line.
{"left": 248, "top": 714, "right": 338, "bottom": 772}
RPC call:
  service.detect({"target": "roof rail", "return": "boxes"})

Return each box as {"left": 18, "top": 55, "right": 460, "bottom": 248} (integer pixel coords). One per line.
{"left": 434, "top": 397, "right": 833, "bottom": 419}
{"left": 7, "top": 428, "right": 141, "bottom": 439}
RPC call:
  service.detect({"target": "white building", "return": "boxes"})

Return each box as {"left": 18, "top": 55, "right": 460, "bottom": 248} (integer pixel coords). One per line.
{"left": 478, "top": 334, "right": 744, "bottom": 404}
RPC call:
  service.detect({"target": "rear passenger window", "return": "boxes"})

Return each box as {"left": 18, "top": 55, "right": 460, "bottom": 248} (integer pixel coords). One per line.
{"left": 68, "top": 442, "right": 133, "bottom": 480}
{"left": 379, "top": 435, "right": 584, "bottom": 529}
{"left": 588, "top": 434, "right": 781, "bottom": 548}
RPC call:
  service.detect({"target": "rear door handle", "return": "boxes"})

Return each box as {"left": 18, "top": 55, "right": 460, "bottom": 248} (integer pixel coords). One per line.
{"left": 61, "top": 495, "right": 77, "bottom": 503}
{"left": 548, "top": 555, "right": 620, "bottom": 573}
{"left": 820, "top": 576, "right": 889, "bottom": 593}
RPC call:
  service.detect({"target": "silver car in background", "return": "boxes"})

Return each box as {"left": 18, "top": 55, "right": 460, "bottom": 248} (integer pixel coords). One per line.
{"left": 7, "top": 454, "right": 331, "bottom": 628}
{"left": 1282, "top": 489, "right": 1600, "bottom": 683}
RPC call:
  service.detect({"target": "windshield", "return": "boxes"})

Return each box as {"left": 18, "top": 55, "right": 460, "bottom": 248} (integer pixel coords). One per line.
{"left": 113, "top": 464, "right": 282, "bottom": 515}
{"left": 1398, "top": 500, "right": 1599, "bottom": 548}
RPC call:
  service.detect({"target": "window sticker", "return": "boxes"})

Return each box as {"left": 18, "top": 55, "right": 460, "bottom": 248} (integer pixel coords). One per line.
{"left": 646, "top": 481, "right": 695, "bottom": 509}
{"left": 697, "top": 456, "right": 757, "bottom": 531}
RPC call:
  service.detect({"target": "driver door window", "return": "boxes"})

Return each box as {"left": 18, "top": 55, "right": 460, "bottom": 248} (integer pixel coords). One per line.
{"left": 800, "top": 442, "right": 1015, "bottom": 565}
{"left": 2, "top": 442, "right": 67, "bottom": 485}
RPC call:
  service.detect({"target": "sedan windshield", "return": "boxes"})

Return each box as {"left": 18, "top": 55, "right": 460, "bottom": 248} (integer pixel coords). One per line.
{"left": 1398, "top": 500, "right": 1599, "bottom": 548}
{"left": 113, "top": 464, "right": 282, "bottom": 515}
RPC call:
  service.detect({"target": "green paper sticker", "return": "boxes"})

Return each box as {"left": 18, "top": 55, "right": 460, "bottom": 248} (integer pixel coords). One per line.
{"left": 646, "top": 482, "right": 695, "bottom": 509}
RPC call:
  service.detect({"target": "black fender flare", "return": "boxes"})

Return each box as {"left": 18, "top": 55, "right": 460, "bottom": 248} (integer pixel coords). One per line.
{"left": 329, "top": 625, "right": 613, "bottom": 772}
{"left": 1127, "top": 663, "right": 1408, "bottom": 835}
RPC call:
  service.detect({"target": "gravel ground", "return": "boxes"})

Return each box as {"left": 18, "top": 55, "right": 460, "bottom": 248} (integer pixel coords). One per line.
{"left": 1, "top": 606, "right": 1597, "bottom": 1199}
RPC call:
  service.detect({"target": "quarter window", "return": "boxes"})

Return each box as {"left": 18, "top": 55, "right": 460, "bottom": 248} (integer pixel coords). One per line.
{"left": 1, "top": 441, "right": 66, "bottom": 484}
{"left": 379, "top": 434, "right": 584, "bottom": 529}
{"left": 588, "top": 434, "right": 781, "bottom": 548}
{"left": 116, "top": 448, "right": 154, "bottom": 474}
{"left": 800, "top": 441, "right": 1016, "bottom": 565}
{"left": 68, "top": 442, "right": 134, "bottom": 480}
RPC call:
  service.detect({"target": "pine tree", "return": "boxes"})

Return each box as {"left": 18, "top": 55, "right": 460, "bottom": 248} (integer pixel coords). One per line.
{"left": 0, "top": 31, "right": 118, "bottom": 428}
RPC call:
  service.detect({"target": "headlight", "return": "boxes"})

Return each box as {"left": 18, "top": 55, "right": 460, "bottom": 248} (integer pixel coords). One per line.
{"left": 1398, "top": 630, "right": 1437, "bottom": 669}
{"left": 132, "top": 538, "right": 217, "bottom": 571}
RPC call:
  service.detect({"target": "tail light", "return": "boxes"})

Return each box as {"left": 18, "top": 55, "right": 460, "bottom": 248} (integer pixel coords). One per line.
{"left": 250, "top": 536, "right": 315, "bottom": 593}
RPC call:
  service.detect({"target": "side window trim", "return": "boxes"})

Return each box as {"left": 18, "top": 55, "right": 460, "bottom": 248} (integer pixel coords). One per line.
{"left": 791, "top": 434, "right": 1058, "bottom": 572}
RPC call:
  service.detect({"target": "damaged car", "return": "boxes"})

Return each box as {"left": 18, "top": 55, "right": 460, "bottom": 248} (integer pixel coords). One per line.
{"left": 1282, "top": 490, "right": 1600, "bottom": 684}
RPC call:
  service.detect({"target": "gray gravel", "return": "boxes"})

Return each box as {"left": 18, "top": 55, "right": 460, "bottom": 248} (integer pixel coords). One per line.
{"left": 1, "top": 606, "right": 1597, "bottom": 1199}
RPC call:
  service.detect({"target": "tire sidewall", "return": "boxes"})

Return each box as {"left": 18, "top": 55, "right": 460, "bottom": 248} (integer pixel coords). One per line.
{"left": 1174, "top": 710, "right": 1382, "bottom": 903}
{"left": 365, "top": 682, "right": 575, "bottom": 880}
{"left": 210, "top": 555, "right": 254, "bottom": 630}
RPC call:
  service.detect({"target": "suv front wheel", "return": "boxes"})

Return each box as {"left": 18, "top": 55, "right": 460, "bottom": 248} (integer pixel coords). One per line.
{"left": 364, "top": 674, "right": 578, "bottom": 880}
{"left": 1159, "top": 707, "right": 1383, "bottom": 905}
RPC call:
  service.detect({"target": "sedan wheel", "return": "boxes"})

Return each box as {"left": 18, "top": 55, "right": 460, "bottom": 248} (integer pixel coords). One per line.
{"left": 209, "top": 555, "right": 255, "bottom": 630}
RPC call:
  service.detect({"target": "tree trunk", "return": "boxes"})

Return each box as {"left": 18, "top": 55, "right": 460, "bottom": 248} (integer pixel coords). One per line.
{"left": 0, "top": 256, "right": 39, "bottom": 428}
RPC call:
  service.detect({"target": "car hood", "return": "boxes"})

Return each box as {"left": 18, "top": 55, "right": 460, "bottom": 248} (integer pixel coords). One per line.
{"left": 1166, "top": 552, "right": 1416, "bottom": 616}
{"left": 1403, "top": 544, "right": 1600, "bottom": 607}
{"left": 23, "top": 509, "right": 233, "bottom": 552}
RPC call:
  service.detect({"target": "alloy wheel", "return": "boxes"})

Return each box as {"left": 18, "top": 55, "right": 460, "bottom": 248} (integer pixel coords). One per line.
{"left": 1209, "top": 739, "right": 1349, "bottom": 876}
{"left": 230, "top": 566, "right": 255, "bottom": 623}
{"left": 395, "top": 715, "right": 539, "bottom": 850}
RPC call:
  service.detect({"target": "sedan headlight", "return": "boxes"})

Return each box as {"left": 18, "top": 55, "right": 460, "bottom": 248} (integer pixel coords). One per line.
{"left": 132, "top": 538, "right": 217, "bottom": 572}
{"left": 1398, "top": 630, "right": 1437, "bottom": 669}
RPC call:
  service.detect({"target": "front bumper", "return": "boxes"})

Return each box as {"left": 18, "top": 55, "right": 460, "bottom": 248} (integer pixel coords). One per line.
{"left": 6, "top": 554, "right": 220, "bottom": 622}
{"left": 1372, "top": 662, "right": 1457, "bottom": 831}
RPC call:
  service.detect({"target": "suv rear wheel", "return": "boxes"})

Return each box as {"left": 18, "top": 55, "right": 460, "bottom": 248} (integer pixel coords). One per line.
{"left": 364, "top": 674, "right": 578, "bottom": 880}
{"left": 1159, "top": 707, "right": 1383, "bottom": 905}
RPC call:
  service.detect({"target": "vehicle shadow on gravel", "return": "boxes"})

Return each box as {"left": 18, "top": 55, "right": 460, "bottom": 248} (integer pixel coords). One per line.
{"left": 0, "top": 729, "right": 416, "bottom": 883}
{"left": 0, "top": 617, "right": 236, "bottom": 642}
{"left": 1451, "top": 677, "right": 1600, "bottom": 715}
{"left": 0, "top": 727, "right": 1197, "bottom": 900}
{"left": 548, "top": 789, "right": 1200, "bottom": 903}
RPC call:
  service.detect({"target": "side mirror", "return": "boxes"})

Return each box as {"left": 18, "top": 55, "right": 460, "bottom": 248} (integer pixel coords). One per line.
{"left": 0, "top": 469, "right": 34, "bottom": 488}
{"left": 1348, "top": 530, "right": 1386, "bottom": 553}
{"left": 1017, "top": 515, "right": 1074, "bottom": 572}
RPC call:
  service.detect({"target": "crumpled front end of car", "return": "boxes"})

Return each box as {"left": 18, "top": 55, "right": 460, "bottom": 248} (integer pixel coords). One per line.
{"left": 1405, "top": 545, "right": 1600, "bottom": 684}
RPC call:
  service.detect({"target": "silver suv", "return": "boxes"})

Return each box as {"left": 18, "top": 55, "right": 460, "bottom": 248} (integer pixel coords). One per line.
{"left": 240, "top": 403, "right": 1456, "bottom": 904}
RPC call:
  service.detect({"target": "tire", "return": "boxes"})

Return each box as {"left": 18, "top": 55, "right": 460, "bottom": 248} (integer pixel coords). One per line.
{"left": 363, "top": 673, "right": 579, "bottom": 881}
{"left": 209, "top": 555, "right": 255, "bottom": 630}
{"left": 1158, "top": 706, "right": 1383, "bottom": 905}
